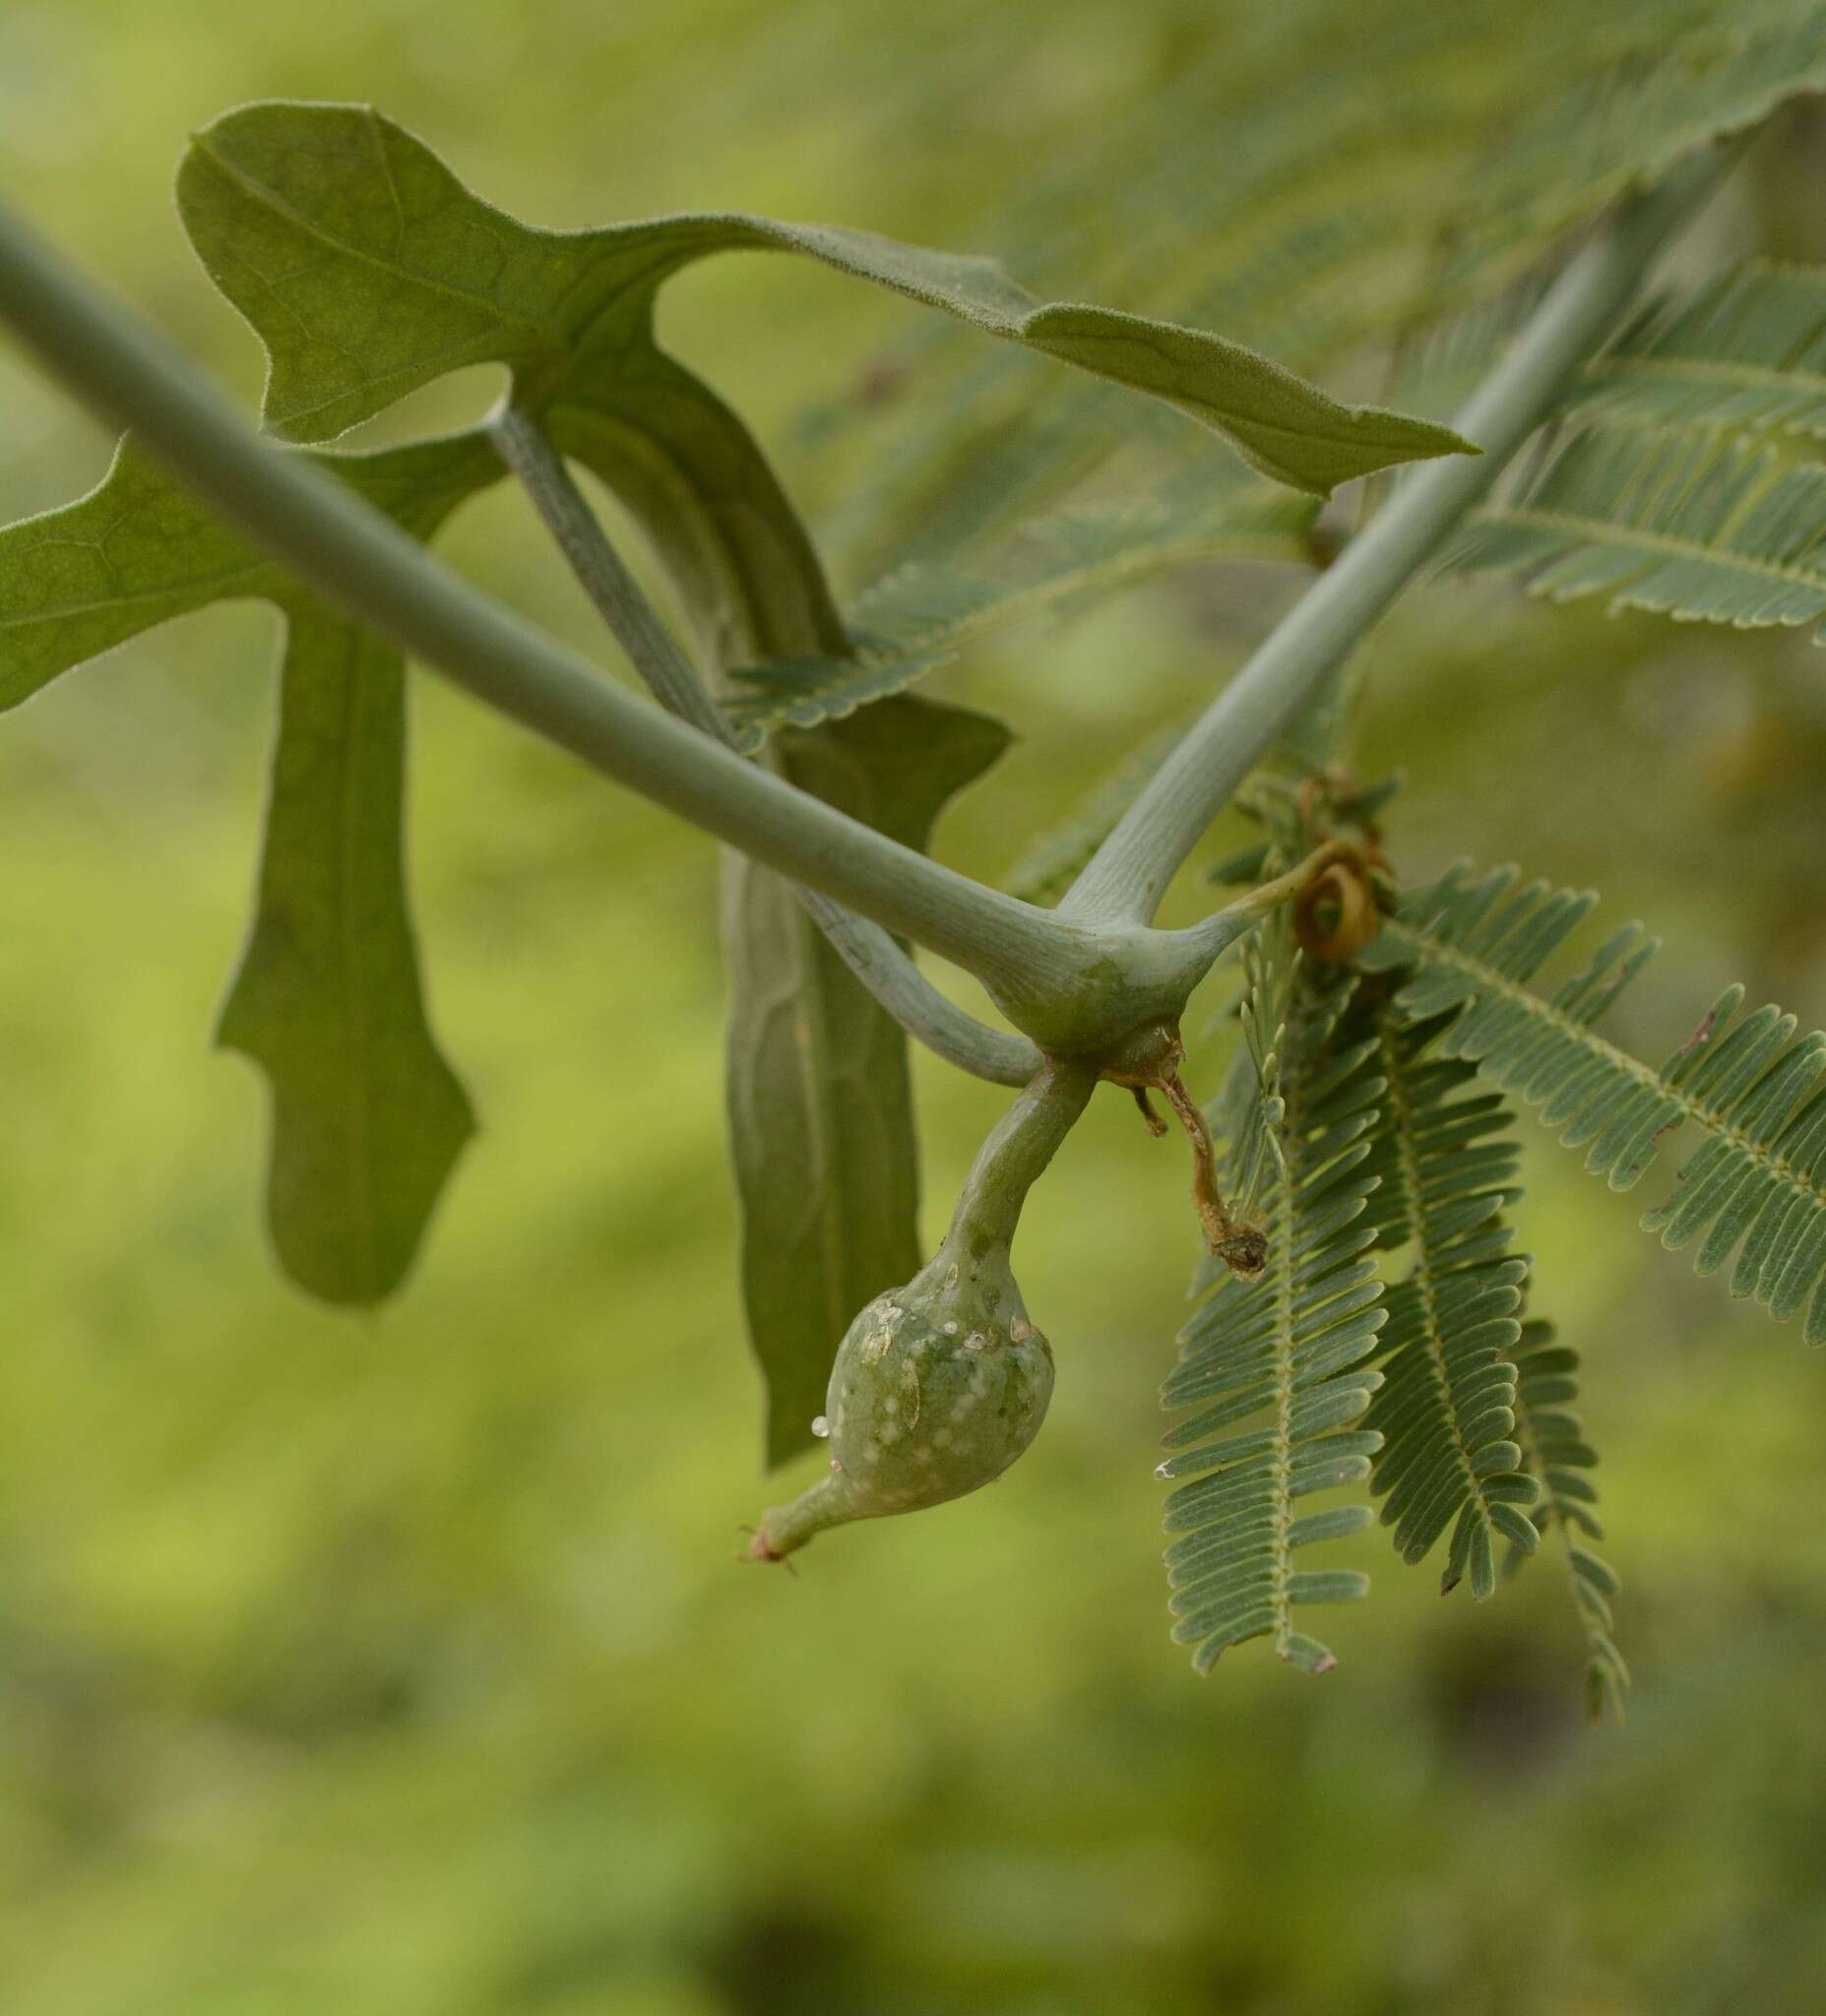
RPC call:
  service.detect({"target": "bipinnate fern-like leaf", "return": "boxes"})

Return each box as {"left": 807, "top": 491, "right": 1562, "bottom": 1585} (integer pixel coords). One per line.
{"left": 730, "top": 468, "right": 1315, "bottom": 734}
{"left": 1158, "top": 954, "right": 1387, "bottom": 1675}
{"left": 1505, "top": 1319, "right": 1630, "bottom": 1723}
{"left": 1359, "top": 862, "right": 1826, "bottom": 1344}
{"left": 1207, "top": 921, "right": 1297, "bottom": 1228}
{"left": 1450, "top": 424, "right": 1826, "bottom": 634}
{"left": 1573, "top": 262, "right": 1826, "bottom": 439}
{"left": 1450, "top": 261, "right": 1826, "bottom": 642}
{"left": 1399, "top": 258, "right": 1826, "bottom": 496}
{"left": 1358, "top": 1003, "right": 1541, "bottom": 1598}
{"left": 824, "top": 0, "right": 1826, "bottom": 578}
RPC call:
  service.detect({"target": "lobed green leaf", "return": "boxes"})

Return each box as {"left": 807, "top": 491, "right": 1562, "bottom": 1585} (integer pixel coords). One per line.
{"left": 176, "top": 101, "right": 1472, "bottom": 493}
{"left": 0, "top": 433, "right": 497, "bottom": 1299}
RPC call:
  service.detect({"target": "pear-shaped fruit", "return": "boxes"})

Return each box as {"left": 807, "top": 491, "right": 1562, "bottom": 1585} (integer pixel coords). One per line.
{"left": 748, "top": 1250, "right": 1054, "bottom": 1559}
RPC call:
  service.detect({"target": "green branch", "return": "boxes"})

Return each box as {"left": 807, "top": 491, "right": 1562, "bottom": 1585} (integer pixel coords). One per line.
{"left": 1063, "top": 146, "right": 1741, "bottom": 926}
{"left": 0, "top": 149, "right": 1722, "bottom": 1057}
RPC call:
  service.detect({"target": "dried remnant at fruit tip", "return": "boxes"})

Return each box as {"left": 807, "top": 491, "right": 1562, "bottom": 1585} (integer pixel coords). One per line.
{"left": 746, "top": 1253, "right": 1055, "bottom": 1562}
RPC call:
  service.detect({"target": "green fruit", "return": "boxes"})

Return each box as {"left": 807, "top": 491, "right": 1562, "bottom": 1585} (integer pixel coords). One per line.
{"left": 746, "top": 1058, "right": 1095, "bottom": 1564}
{"left": 748, "top": 1251, "right": 1054, "bottom": 1559}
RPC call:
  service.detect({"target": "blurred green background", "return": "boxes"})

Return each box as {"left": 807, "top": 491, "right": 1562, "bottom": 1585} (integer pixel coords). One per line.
{"left": 4, "top": 4, "right": 1826, "bottom": 2011}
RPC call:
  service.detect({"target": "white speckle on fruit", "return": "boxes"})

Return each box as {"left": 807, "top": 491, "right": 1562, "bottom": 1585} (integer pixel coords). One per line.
{"left": 810, "top": 1415, "right": 829, "bottom": 1438}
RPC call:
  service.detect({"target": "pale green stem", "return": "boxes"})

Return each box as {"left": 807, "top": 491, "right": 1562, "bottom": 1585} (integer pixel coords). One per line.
{"left": 1063, "top": 147, "right": 1738, "bottom": 926}
{"left": 937, "top": 1056, "right": 1099, "bottom": 1264}
{"left": 489, "top": 400, "right": 730, "bottom": 740}
{"left": 791, "top": 894, "right": 1040, "bottom": 1084}
{"left": 488, "top": 399, "right": 1040, "bottom": 1086}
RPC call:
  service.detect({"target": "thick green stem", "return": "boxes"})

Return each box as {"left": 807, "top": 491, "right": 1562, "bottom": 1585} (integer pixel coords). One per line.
{"left": 0, "top": 195, "right": 1086, "bottom": 1016}
{"left": 1062, "top": 148, "right": 1738, "bottom": 926}
{"left": 490, "top": 400, "right": 1041, "bottom": 1086}
{"left": 937, "top": 1057, "right": 1098, "bottom": 1265}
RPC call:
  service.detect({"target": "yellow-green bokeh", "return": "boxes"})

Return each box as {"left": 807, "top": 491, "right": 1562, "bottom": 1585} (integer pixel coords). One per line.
{"left": 3, "top": 6, "right": 1825, "bottom": 2011}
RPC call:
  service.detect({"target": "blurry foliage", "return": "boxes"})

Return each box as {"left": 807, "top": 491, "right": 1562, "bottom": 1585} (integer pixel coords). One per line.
{"left": 2, "top": 1, "right": 1826, "bottom": 2011}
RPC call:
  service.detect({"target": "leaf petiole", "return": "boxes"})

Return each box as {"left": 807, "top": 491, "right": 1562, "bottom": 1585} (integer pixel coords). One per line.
{"left": 490, "top": 399, "right": 1042, "bottom": 1087}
